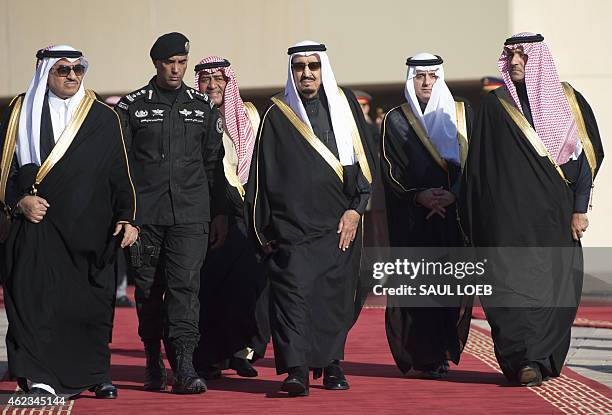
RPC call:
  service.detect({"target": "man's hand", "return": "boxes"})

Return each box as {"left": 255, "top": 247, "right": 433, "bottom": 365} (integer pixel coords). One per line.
{"left": 415, "top": 188, "right": 439, "bottom": 210}
{"left": 571, "top": 213, "right": 589, "bottom": 241}
{"left": 431, "top": 188, "right": 456, "bottom": 208}
{"left": 113, "top": 222, "right": 139, "bottom": 248}
{"left": 210, "top": 215, "right": 228, "bottom": 250}
{"left": 17, "top": 195, "right": 49, "bottom": 223}
{"left": 416, "top": 188, "right": 449, "bottom": 220}
{"left": 337, "top": 209, "right": 361, "bottom": 251}
{"left": 262, "top": 240, "right": 279, "bottom": 255}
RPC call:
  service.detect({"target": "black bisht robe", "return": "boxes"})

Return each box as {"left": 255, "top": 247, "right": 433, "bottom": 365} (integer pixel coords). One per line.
{"left": 195, "top": 173, "right": 270, "bottom": 368}
{"left": 244, "top": 88, "right": 377, "bottom": 374}
{"left": 0, "top": 95, "right": 138, "bottom": 395}
{"left": 460, "top": 86, "right": 604, "bottom": 381}
{"left": 380, "top": 103, "right": 473, "bottom": 373}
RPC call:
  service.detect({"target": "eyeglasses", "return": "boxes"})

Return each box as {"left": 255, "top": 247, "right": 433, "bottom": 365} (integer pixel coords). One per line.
{"left": 51, "top": 64, "right": 86, "bottom": 77}
{"left": 291, "top": 62, "right": 322, "bottom": 71}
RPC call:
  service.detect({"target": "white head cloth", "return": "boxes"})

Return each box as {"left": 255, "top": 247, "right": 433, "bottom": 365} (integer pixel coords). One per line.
{"left": 404, "top": 52, "right": 459, "bottom": 165}
{"left": 285, "top": 40, "right": 355, "bottom": 166}
{"left": 16, "top": 45, "right": 88, "bottom": 167}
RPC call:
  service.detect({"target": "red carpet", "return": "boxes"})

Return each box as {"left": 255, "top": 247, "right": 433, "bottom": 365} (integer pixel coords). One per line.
{"left": 2, "top": 306, "right": 610, "bottom": 414}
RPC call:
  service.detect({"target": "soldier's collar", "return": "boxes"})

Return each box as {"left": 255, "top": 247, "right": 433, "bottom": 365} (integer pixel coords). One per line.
{"left": 146, "top": 78, "right": 190, "bottom": 104}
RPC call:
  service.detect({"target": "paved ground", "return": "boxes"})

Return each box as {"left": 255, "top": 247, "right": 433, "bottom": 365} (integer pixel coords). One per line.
{"left": 471, "top": 319, "right": 612, "bottom": 388}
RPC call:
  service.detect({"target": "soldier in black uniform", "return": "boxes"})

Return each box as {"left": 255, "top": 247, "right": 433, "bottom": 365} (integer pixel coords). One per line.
{"left": 115, "top": 32, "right": 227, "bottom": 394}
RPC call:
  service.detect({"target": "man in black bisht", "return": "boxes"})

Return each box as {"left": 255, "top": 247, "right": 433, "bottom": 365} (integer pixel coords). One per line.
{"left": 0, "top": 45, "right": 138, "bottom": 397}
{"left": 192, "top": 56, "right": 269, "bottom": 379}
{"left": 115, "top": 33, "right": 226, "bottom": 394}
{"left": 380, "top": 53, "right": 473, "bottom": 378}
{"left": 461, "top": 33, "right": 604, "bottom": 387}
{"left": 245, "top": 40, "right": 376, "bottom": 397}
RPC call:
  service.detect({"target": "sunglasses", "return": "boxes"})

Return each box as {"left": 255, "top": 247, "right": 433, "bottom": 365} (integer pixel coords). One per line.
{"left": 291, "top": 62, "right": 322, "bottom": 71}
{"left": 51, "top": 64, "right": 86, "bottom": 77}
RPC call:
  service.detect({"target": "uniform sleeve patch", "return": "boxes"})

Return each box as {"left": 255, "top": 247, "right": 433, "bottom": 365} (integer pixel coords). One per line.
{"left": 216, "top": 117, "right": 224, "bottom": 134}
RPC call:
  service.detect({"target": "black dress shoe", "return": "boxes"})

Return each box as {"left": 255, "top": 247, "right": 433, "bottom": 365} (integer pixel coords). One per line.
{"left": 280, "top": 367, "right": 309, "bottom": 397}
{"left": 89, "top": 383, "right": 118, "bottom": 399}
{"left": 518, "top": 364, "right": 543, "bottom": 387}
{"left": 419, "top": 362, "right": 448, "bottom": 380}
{"left": 229, "top": 357, "right": 258, "bottom": 377}
{"left": 323, "top": 363, "right": 349, "bottom": 390}
{"left": 115, "top": 295, "right": 135, "bottom": 308}
{"left": 17, "top": 377, "right": 29, "bottom": 393}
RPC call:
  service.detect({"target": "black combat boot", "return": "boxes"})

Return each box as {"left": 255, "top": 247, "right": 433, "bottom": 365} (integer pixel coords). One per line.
{"left": 171, "top": 340, "right": 207, "bottom": 394}
{"left": 143, "top": 340, "right": 167, "bottom": 391}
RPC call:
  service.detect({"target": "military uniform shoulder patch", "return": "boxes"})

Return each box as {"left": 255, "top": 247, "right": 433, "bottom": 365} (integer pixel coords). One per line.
{"left": 124, "top": 88, "right": 147, "bottom": 104}
{"left": 192, "top": 89, "right": 210, "bottom": 103}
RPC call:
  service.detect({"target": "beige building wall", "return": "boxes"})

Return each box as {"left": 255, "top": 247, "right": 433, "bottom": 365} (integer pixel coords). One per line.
{"left": 509, "top": 0, "right": 612, "bottom": 246}
{"left": 0, "top": 0, "right": 506, "bottom": 95}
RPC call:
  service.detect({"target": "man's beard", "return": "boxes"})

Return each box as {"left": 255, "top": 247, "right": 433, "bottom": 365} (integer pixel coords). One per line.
{"left": 301, "top": 87, "right": 317, "bottom": 95}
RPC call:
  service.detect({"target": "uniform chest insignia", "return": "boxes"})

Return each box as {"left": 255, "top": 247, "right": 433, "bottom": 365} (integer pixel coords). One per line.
{"left": 152, "top": 109, "right": 165, "bottom": 116}
{"left": 135, "top": 110, "right": 148, "bottom": 118}
{"left": 216, "top": 118, "right": 224, "bottom": 133}
{"left": 194, "top": 110, "right": 205, "bottom": 117}
{"left": 179, "top": 109, "right": 193, "bottom": 116}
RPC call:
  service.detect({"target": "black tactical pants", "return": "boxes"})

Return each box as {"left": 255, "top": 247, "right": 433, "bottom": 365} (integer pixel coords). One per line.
{"left": 134, "top": 223, "right": 208, "bottom": 344}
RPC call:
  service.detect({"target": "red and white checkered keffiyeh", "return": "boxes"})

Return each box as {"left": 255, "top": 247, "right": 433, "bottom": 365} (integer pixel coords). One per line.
{"left": 498, "top": 32, "right": 578, "bottom": 165}
{"left": 195, "top": 56, "right": 255, "bottom": 185}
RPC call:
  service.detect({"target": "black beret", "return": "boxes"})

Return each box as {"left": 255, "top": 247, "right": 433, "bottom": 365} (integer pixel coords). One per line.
{"left": 150, "top": 32, "right": 190, "bottom": 60}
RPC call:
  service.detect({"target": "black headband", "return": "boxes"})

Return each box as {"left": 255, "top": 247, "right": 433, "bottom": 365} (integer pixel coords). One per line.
{"left": 406, "top": 55, "right": 443, "bottom": 66}
{"left": 36, "top": 49, "right": 83, "bottom": 60}
{"left": 287, "top": 44, "right": 326, "bottom": 55}
{"left": 194, "top": 59, "right": 231, "bottom": 72}
{"left": 504, "top": 34, "right": 544, "bottom": 45}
